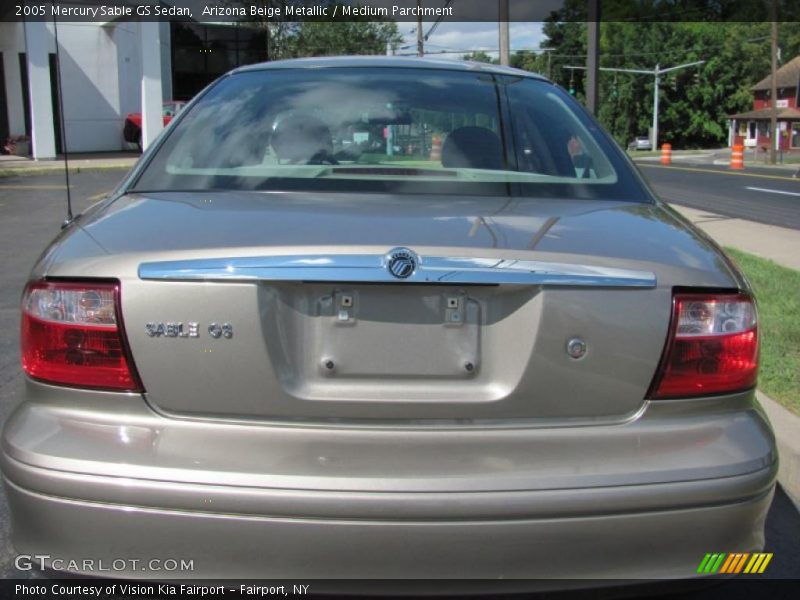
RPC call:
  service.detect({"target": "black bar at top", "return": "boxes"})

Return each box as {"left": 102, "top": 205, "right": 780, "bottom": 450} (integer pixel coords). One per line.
{"left": 1, "top": 0, "right": 799, "bottom": 23}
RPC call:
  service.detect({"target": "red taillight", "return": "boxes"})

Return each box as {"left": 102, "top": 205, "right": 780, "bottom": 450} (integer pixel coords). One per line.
{"left": 649, "top": 293, "right": 758, "bottom": 399}
{"left": 21, "top": 281, "right": 143, "bottom": 392}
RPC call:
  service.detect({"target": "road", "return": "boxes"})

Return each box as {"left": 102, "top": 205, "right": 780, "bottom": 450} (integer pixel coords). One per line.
{"left": 638, "top": 163, "right": 800, "bottom": 230}
{"left": 0, "top": 168, "right": 798, "bottom": 586}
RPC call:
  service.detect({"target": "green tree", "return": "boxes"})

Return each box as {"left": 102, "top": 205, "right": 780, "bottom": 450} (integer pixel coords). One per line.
{"left": 282, "top": 20, "right": 402, "bottom": 58}
{"left": 510, "top": 50, "right": 544, "bottom": 75}
{"left": 531, "top": 8, "right": 800, "bottom": 149}
{"left": 539, "top": 0, "right": 587, "bottom": 89}
{"left": 231, "top": 1, "right": 402, "bottom": 60}
{"left": 595, "top": 22, "right": 788, "bottom": 148}
{"left": 462, "top": 51, "right": 497, "bottom": 64}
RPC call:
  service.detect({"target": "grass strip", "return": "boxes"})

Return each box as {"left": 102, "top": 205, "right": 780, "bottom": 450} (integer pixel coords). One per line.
{"left": 725, "top": 247, "right": 800, "bottom": 414}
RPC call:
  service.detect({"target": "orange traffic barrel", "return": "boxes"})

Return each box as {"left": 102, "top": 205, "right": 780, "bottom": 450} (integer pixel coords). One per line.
{"left": 430, "top": 135, "right": 442, "bottom": 161}
{"left": 730, "top": 145, "right": 744, "bottom": 170}
{"left": 660, "top": 143, "right": 672, "bottom": 165}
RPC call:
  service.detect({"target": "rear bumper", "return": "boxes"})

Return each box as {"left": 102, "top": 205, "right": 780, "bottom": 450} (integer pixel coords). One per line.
{"left": 1, "top": 381, "right": 778, "bottom": 580}
{"left": 4, "top": 478, "right": 774, "bottom": 581}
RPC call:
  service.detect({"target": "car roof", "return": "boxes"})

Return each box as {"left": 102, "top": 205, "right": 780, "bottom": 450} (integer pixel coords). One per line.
{"left": 233, "top": 55, "right": 550, "bottom": 81}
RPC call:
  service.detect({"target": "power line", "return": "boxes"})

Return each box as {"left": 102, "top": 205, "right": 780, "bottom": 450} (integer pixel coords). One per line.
{"left": 397, "top": 33, "right": 772, "bottom": 62}
{"left": 517, "top": 36, "right": 770, "bottom": 61}
{"left": 424, "top": 0, "right": 453, "bottom": 41}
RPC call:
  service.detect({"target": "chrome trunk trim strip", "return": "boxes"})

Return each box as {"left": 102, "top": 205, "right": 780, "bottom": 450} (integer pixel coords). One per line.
{"left": 139, "top": 253, "right": 656, "bottom": 288}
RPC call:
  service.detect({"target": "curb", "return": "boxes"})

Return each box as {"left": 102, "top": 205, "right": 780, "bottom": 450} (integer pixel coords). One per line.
{"left": 0, "top": 162, "right": 137, "bottom": 178}
{"left": 711, "top": 158, "right": 800, "bottom": 172}
{"left": 757, "top": 391, "right": 800, "bottom": 506}
{"left": 633, "top": 153, "right": 713, "bottom": 162}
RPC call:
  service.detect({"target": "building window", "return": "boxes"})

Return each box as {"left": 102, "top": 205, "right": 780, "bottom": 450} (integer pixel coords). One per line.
{"left": 171, "top": 23, "right": 267, "bottom": 102}
{"left": 792, "top": 123, "right": 800, "bottom": 149}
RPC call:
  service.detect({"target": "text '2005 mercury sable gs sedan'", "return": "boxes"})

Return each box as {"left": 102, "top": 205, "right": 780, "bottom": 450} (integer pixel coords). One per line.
{"left": 2, "top": 57, "right": 777, "bottom": 583}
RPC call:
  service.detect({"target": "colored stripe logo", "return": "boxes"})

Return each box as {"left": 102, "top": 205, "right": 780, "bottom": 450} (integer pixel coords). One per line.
{"left": 697, "top": 553, "right": 773, "bottom": 574}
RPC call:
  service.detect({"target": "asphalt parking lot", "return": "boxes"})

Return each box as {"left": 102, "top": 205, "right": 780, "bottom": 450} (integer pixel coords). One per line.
{"left": 0, "top": 168, "right": 798, "bottom": 587}
{"left": 0, "top": 169, "right": 121, "bottom": 578}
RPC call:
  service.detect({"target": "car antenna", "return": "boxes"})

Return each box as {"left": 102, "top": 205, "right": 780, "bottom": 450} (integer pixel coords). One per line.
{"left": 52, "top": 5, "right": 73, "bottom": 229}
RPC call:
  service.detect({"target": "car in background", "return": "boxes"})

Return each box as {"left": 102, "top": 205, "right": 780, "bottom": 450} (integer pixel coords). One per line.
{"left": 628, "top": 135, "right": 653, "bottom": 151}
{"left": 4, "top": 57, "right": 776, "bottom": 585}
{"left": 123, "top": 101, "right": 186, "bottom": 151}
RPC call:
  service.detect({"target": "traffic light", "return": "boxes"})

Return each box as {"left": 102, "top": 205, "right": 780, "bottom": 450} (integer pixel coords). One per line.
{"left": 569, "top": 87, "right": 576, "bottom": 95}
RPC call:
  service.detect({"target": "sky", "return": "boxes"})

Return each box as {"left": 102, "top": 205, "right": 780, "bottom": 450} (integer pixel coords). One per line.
{"left": 397, "top": 21, "right": 546, "bottom": 59}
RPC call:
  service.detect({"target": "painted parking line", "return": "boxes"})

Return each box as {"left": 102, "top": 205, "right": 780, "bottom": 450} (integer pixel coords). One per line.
{"left": 638, "top": 163, "right": 799, "bottom": 182}
{"left": 745, "top": 186, "right": 800, "bottom": 198}
{"left": 0, "top": 184, "right": 72, "bottom": 190}
{"left": 0, "top": 188, "right": 107, "bottom": 202}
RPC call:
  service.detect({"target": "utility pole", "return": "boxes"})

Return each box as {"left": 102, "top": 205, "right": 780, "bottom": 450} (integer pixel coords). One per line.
{"left": 499, "top": 0, "right": 510, "bottom": 66}
{"left": 653, "top": 64, "right": 660, "bottom": 151}
{"left": 536, "top": 48, "right": 556, "bottom": 79}
{"left": 586, "top": 0, "right": 600, "bottom": 114}
{"left": 417, "top": 0, "right": 424, "bottom": 57}
{"left": 770, "top": 12, "right": 778, "bottom": 165}
{"left": 563, "top": 61, "right": 704, "bottom": 149}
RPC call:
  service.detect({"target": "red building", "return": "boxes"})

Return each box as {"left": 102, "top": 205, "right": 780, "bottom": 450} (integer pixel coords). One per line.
{"left": 728, "top": 55, "right": 800, "bottom": 153}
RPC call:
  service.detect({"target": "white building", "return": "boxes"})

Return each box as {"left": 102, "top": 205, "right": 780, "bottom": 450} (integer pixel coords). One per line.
{"left": 0, "top": 16, "right": 266, "bottom": 158}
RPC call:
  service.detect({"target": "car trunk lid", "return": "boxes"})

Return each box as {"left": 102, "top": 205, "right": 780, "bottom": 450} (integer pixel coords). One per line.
{"left": 49, "top": 191, "right": 738, "bottom": 424}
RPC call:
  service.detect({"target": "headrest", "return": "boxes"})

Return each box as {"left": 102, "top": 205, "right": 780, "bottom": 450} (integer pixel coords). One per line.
{"left": 441, "top": 126, "right": 505, "bottom": 170}
{"left": 271, "top": 115, "right": 334, "bottom": 163}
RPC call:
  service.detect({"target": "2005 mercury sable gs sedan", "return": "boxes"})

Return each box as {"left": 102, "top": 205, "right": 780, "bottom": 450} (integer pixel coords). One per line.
{"left": 2, "top": 57, "right": 777, "bottom": 582}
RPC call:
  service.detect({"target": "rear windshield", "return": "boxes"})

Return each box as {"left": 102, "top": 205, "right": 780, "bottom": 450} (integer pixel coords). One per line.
{"left": 132, "top": 67, "right": 649, "bottom": 201}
